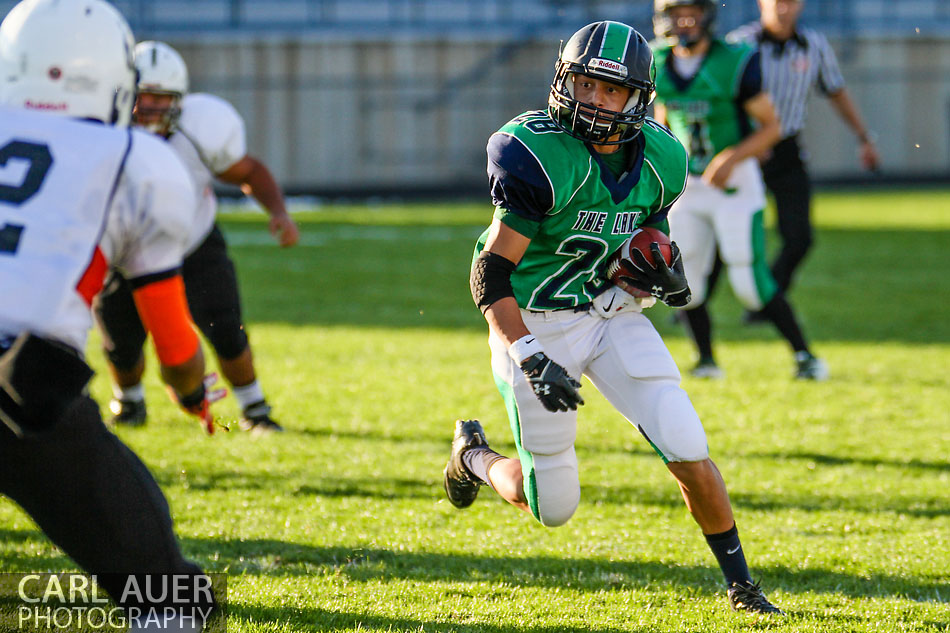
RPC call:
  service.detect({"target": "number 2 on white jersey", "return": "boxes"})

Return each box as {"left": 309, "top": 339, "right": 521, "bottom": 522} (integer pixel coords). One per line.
{"left": 0, "top": 140, "right": 54, "bottom": 254}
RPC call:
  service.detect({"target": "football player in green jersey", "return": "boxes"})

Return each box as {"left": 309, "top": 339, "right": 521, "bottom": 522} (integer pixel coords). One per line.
{"left": 652, "top": 0, "right": 828, "bottom": 381}
{"left": 444, "top": 21, "right": 782, "bottom": 615}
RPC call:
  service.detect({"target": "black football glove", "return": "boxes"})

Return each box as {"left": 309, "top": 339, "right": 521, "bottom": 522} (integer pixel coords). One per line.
{"left": 620, "top": 241, "right": 692, "bottom": 308}
{"left": 520, "top": 352, "right": 584, "bottom": 412}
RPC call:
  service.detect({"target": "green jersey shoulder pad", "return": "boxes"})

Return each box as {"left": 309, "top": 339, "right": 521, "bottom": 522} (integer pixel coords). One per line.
{"left": 494, "top": 110, "right": 596, "bottom": 215}
{"left": 651, "top": 39, "right": 755, "bottom": 92}
{"left": 711, "top": 39, "right": 757, "bottom": 93}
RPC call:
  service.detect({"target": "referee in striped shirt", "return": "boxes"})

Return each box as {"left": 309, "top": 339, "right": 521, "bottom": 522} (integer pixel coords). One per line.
{"left": 728, "top": 0, "right": 880, "bottom": 320}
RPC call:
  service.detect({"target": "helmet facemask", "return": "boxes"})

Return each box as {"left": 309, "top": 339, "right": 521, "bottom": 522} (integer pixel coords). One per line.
{"left": 133, "top": 89, "right": 184, "bottom": 136}
{"left": 549, "top": 66, "right": 654, "bottom": 145}
{"left": 654, "top": 0, "right": 717, "bottom": 49}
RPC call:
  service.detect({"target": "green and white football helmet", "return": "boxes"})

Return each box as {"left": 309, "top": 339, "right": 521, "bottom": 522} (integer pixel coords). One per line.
{"left": 547, "top": 21, "right": 656, "bottom": 146}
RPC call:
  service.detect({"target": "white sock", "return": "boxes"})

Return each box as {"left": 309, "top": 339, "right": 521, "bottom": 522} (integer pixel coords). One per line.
{"left": 232, "top": 380, "right": 265, "bottom": 410}
{"left": 113, "top": 382, "right": 145, "bottom": 402}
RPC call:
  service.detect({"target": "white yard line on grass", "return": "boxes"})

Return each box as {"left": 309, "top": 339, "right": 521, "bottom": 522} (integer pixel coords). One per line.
{"left": 222, "top": 225, "right": 480, "bottom": 247}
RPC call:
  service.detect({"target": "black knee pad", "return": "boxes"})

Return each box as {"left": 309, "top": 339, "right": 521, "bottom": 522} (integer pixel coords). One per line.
{"left": 204, "top": 317, "right": 249, "bottom": 360}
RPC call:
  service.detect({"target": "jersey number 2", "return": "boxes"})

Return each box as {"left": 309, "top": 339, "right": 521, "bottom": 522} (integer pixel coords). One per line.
{"left": 533, "top": 237, "right": 608, "bottom": 309}
{"left": 0, "top": 140, "right": 53, "bottom": 254}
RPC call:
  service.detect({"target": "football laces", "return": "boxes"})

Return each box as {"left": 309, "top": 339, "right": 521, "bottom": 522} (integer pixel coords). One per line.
{"left": 606, "top": 258, "right": 622, "bottom": 279}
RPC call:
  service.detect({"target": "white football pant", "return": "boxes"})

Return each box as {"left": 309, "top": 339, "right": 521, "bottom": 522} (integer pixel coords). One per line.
{"left": 668, "top": 158, "right": 778, "bottom": 310}
{"left": 489, "top": 307, "right": 709, "bottom": 527}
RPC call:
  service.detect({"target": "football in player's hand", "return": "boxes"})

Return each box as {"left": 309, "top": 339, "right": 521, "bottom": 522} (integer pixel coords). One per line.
{"left": 606, "top": 227, "right": 674, "bottom": 297}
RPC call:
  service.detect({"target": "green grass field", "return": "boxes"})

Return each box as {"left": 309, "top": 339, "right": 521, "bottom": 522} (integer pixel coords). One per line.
{"left": 1, "top": 188, "right": 948, "bottom": 632}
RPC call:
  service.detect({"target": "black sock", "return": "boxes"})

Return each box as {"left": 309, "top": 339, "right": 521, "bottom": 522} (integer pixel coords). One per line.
{"left": 462, "top": 446, "right": 505, "bottom": 488}
{"left": 761, "top": 293, "right": 808, "bottom": 352}
{"left": 682, "top": 303, "right": 715, "bottom": 361}
{"left": 704, "top": 523, "right": 753, "bottom": 587}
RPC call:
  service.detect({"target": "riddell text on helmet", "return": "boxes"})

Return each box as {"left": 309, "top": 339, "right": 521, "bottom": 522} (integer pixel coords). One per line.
{"left": 586, "top": 58, "right": 628, "bottom": 78}
{"left": 24, "top": 100, "right": 68, "bottom": 111}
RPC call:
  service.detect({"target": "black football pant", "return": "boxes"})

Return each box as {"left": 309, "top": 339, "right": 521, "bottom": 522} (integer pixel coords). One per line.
{"left": 0, "top": 393, "right": 207, "bottom": 607}
{"left": 761, "top": 135, "right": 813, "bottom": 294}
{"left": 95, "top": 223, "right": 249, "bottom": 372}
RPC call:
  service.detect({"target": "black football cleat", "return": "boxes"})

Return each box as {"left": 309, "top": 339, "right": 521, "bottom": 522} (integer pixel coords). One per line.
{"left": 443, "top": 419, "right": 488, "bottom": 509}
{"left": 239, "top": 400, "right": 284, "bottom": 435}
{"left": 109, "top": 398, "right": 147, "bottom": 427}
{"left": 728, "top": 580, "right": 784, "bottom": 615}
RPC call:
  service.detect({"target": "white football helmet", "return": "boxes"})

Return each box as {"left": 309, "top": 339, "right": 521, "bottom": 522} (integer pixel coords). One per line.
{"left": 133, "top": 41, "right": 189, "bottom": 134}
{"left": 0, "top": 0, "right": 137, "bottom": 126}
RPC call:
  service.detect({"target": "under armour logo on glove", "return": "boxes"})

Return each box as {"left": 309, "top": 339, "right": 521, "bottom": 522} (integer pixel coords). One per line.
{"left": 520, "top": 352, "right": 584, "bottom": 412}
{"left": 534, "top": 384, "right": 552, "bottom": 397}
{"left": 620, "top": 241, "right": 692, "bottom": 308}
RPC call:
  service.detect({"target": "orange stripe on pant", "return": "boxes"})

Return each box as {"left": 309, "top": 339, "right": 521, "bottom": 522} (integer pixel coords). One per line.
{"left": 131, "top": 275, "right": 200, "bottom": 367}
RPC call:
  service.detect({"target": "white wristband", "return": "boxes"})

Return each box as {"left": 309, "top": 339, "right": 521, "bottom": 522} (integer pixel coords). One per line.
{"left": 508, "top": 334, "right": 544, "bottom": 365}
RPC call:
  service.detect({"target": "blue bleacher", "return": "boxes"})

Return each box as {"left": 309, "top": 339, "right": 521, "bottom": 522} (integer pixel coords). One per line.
{"left": 1, "top": 0, "right": 947, "bottom": 38}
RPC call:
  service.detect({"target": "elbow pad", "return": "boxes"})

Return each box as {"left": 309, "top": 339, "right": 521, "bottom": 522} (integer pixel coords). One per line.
{"left": 470, "top": 250, "right": 517, "bottom": 313}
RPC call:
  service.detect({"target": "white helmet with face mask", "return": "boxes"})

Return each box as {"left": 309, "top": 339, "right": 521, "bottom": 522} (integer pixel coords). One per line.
{"left": 133, "top": 41, "right": 189, "bottom": 135}
{"left": 0, "top": 0, "right": 137, "bottom": 126}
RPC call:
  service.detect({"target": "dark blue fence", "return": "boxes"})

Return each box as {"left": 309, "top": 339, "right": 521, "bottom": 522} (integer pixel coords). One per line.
{"left": 2, "top": 0, "right": 947, "bottom": 38}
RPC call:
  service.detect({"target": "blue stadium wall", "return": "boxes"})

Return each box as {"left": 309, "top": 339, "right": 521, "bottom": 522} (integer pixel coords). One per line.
{"left": 4, "top": 0, "right": 945, "bottom": 195}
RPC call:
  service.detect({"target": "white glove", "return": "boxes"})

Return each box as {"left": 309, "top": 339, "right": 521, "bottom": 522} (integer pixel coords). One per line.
{"left": 591, "top": 285, "right": 656, "bottom": 319}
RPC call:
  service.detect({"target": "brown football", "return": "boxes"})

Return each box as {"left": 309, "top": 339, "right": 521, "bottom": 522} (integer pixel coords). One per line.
{"left": 605, "top": 227, "right": 673, "bottom": 298}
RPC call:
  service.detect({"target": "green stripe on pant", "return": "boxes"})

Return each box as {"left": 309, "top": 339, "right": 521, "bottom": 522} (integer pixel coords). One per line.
{"left": 751, "top": 209, "right": 778, "bottom": 304}
{"left": 492, "top": 369, "right": 541, "bottom": 521}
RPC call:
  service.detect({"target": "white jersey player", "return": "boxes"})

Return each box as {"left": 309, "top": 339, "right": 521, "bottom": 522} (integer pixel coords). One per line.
{"left": 0, "top": 0, "right": 217, "bottom": 627}
{"left": 0, "top": 108, "right": 194, "bottom": 354}
{"left": 172, "top": 92, "right": 250, "bottom": 254}
{"left": 94, "top": 41, "right": 299, "bottom": 434}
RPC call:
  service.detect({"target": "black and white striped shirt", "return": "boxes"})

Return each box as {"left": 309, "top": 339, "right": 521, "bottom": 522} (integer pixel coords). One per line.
{"left": 727, "top": 22, "right": 846, "bottom": 139}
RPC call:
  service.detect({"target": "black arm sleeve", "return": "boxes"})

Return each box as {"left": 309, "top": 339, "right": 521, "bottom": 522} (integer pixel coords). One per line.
{"left": 470, "top": 251, "right": 517, "bottom": 314}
